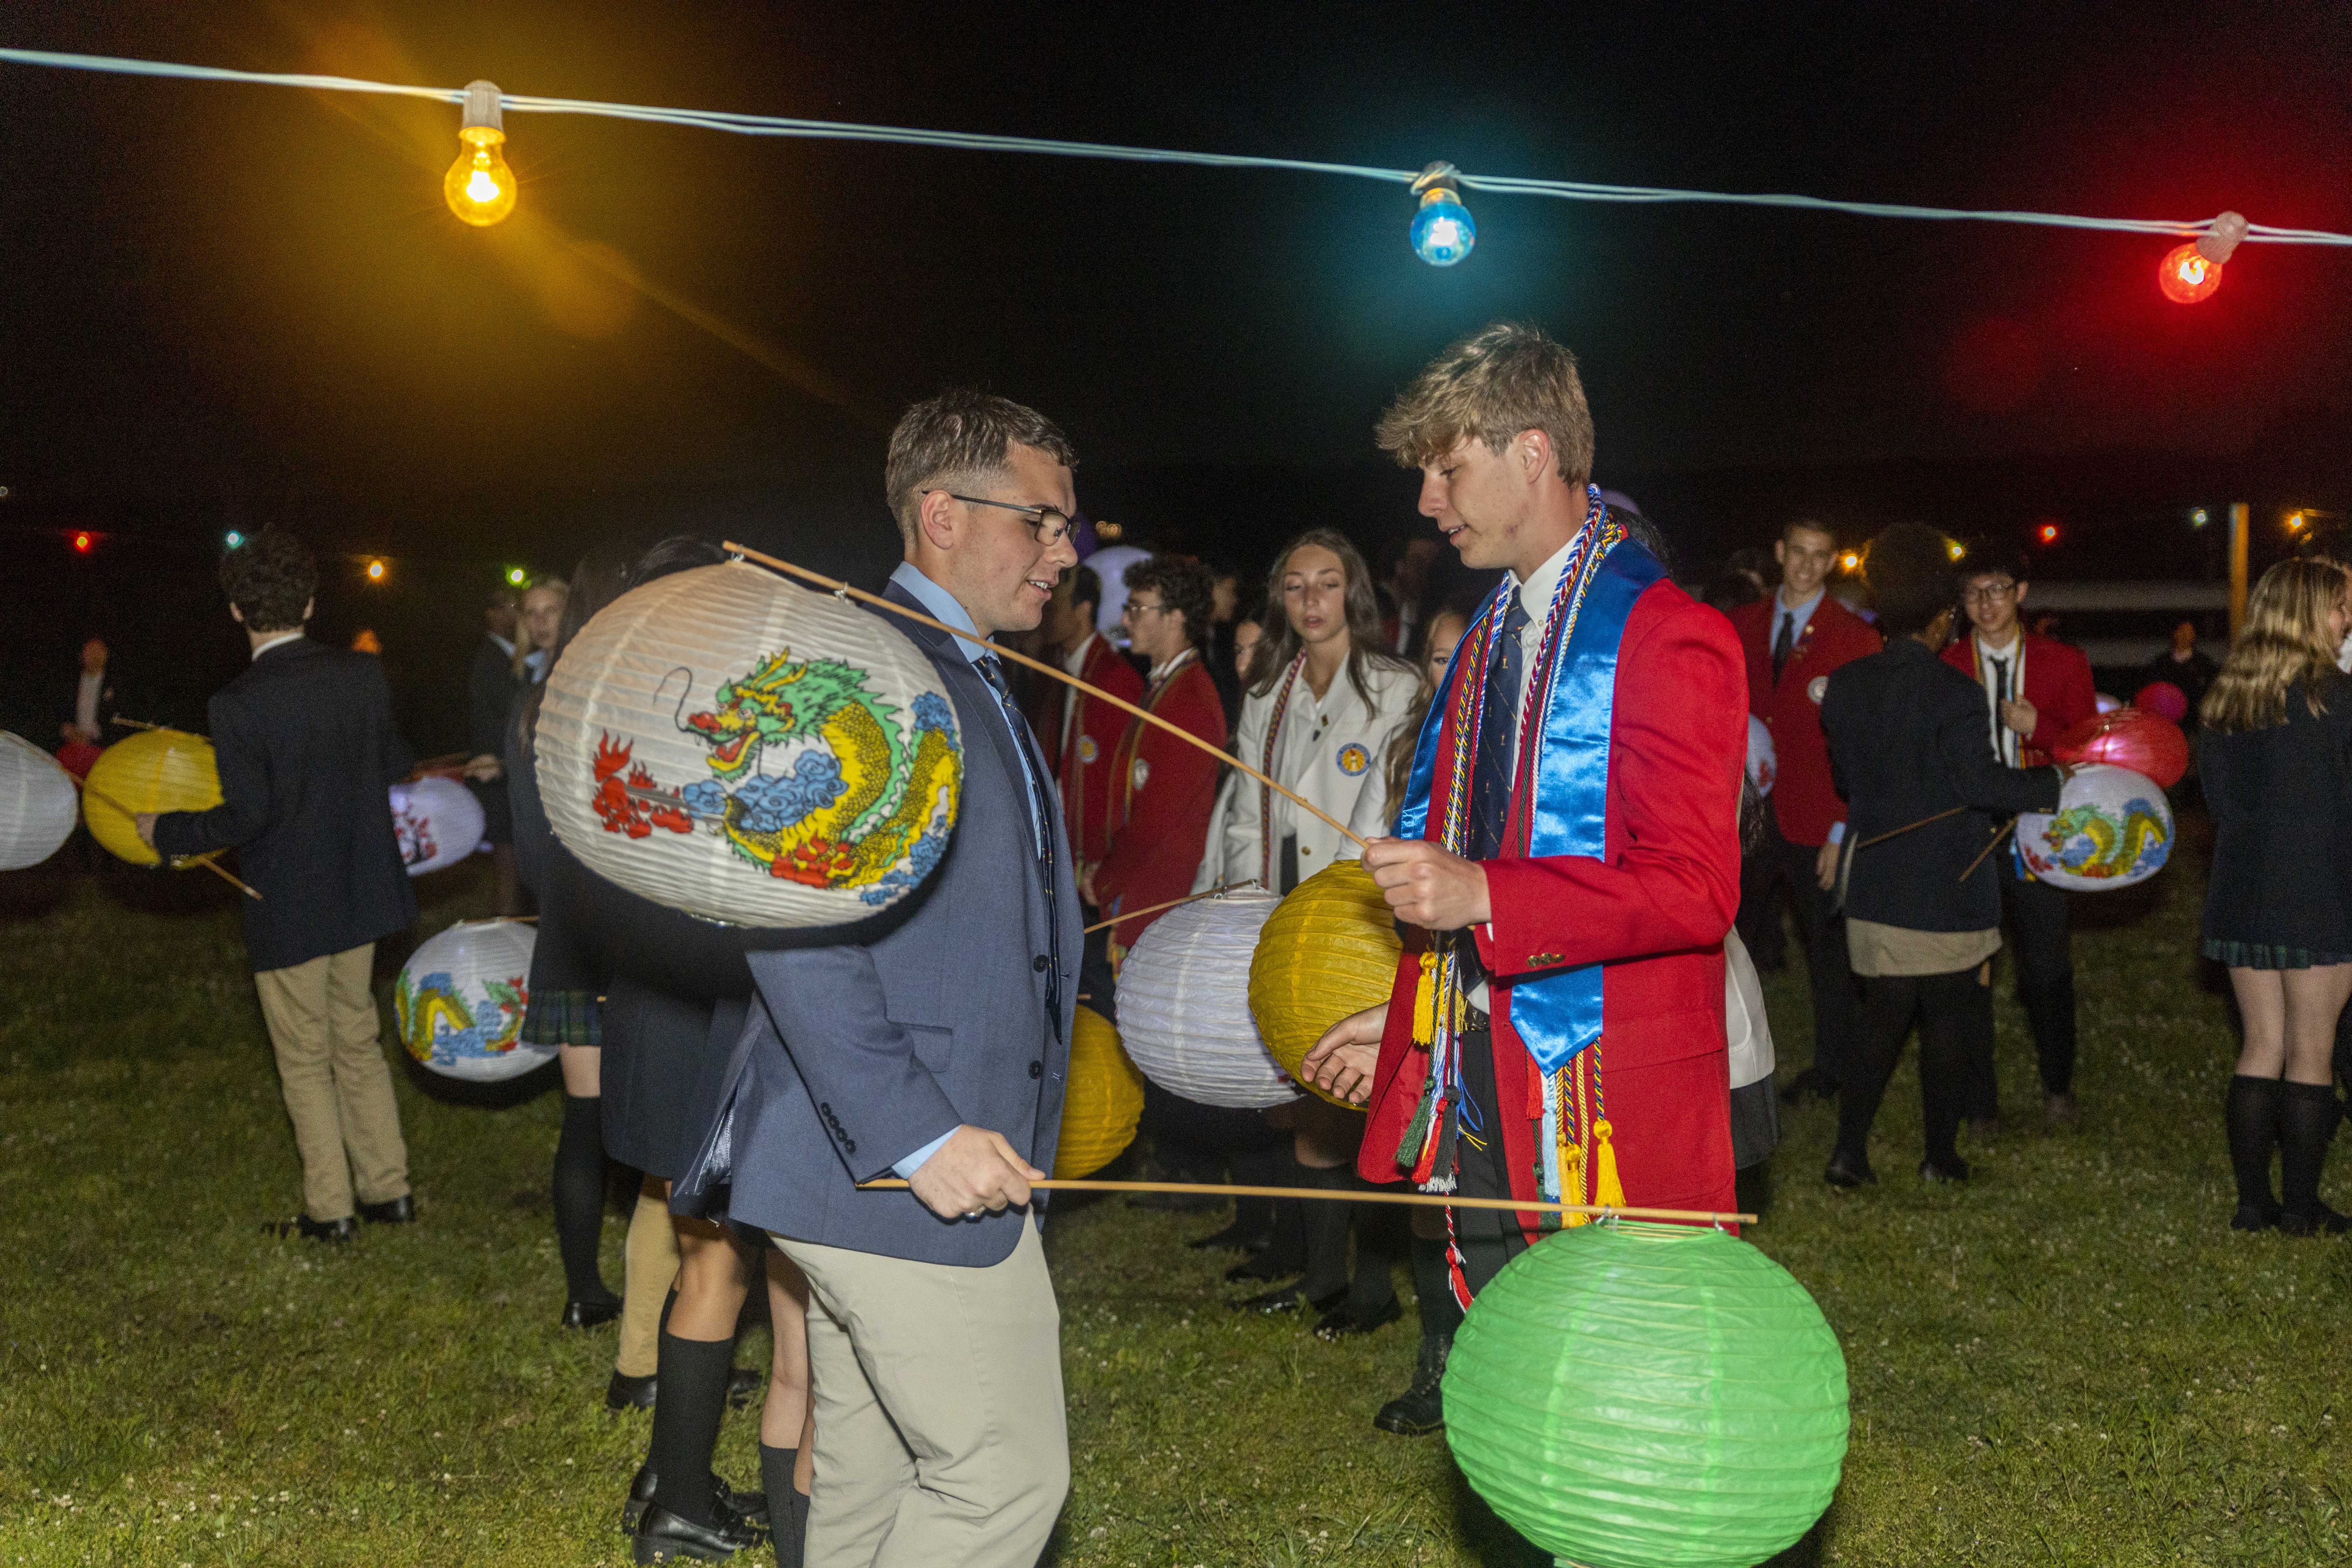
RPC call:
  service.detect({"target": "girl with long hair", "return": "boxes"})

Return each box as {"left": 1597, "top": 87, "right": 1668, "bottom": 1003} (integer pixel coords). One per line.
{"left": 2198, "top": 557, "right": 2352, "bottom": 1234}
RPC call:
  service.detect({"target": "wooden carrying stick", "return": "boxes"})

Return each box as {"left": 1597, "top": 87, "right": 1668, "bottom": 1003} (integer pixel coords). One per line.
{"left": 859, "top": 1177, "right": 1754, "bottom": 1227}
{"left": 1957, "top": 820, "right": 2017, "bottom": 882}
{"left": 1083, "top": 881, "right": 1257, "bottom": 935}
{"left": 721, "top": 542, "right": 1366, "bottom": 852}
{"left": 1854, "top": 804, "right": 1967, "bottom": 849}
{"left": 74, "top": 776, "right": 263, "bottom": 900}
{"left": 106, "top": 715, "right": 163, "bottom": 731}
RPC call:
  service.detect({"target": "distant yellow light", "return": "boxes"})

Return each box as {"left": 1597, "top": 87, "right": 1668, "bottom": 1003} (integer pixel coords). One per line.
{"left": 1947, "top": 541, "right": 1966, "bottom": 561}
{"left": 2288, "top": 512, "right": 2307, "bottom": 532}
{"left": 1840, "top": 552, "right": 1860, "bottom": 572}
{"left": 366, "top": 560, "right": 387, "bottom": 581}
{"left": 444, "top": 84, "right": 518, "bottom": 228}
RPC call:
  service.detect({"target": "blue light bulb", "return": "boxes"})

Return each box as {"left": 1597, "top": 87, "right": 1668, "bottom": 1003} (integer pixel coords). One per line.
{"left": 1411, "top": 188, "right": 1476, "bottom": 266}
{"left": 224, "top": 530, "right": 245, "bottom": 549}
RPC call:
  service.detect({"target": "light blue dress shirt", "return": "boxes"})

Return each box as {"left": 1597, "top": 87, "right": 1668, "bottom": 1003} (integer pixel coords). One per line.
{"left": 884, "top": 561, "right": 1048, "bottom": 1179}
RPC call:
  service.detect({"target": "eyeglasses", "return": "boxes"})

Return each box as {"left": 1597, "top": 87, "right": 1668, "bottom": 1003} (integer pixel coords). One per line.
{"left": 926, "top": 490, "right": 1076, "bottom": 548}
{"left": 1961, "top": 580, "right": 2018, "bottom": 603}
{"left": 1120, "top": 600, "right": 1174, "bottom": 620}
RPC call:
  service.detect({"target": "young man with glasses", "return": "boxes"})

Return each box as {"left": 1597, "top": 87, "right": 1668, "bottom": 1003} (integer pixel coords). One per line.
{"left": 1728, "top": 519, "right": 1881, "bottom": 1106}
{"left": 1942, "top": 550, "right": 2096, "bottom": 1130}
{"left": 1085, "top": 555, "right": 1227, "bottom": 954}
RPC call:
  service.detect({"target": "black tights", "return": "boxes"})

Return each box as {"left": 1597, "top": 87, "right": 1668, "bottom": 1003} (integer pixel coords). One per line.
{"left": 1836, "top": 969, "right": 1976, "bottom": 1171}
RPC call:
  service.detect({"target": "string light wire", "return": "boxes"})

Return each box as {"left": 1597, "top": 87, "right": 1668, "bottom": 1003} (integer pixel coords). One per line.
{"left": 4, "top": 45, "right": 2349, "bottom": 247}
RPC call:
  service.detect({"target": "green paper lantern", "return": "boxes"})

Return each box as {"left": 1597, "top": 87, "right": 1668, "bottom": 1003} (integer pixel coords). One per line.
{"left": 1443, "top": 1220, "right": 1848, "bottom": 1568}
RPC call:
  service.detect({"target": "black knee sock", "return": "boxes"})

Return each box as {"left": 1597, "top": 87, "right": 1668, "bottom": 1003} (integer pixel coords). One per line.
{"left": 648, "top": 1332, "right": 733, "bottom": 1527}
{"left": 1343, "top": 1185, "right": 1404, "bottom": 1313}
{"left": 1297, "top": 1164, "right": 1353, "bottom": 1300}
{"left": 1257, "top": 1156, "right": 1309, "bottom": 1276}
{"left": 2279, "top": 1081, "right": 2342, "bottom": 1219}
{"left": 1226, "top": 1144, "right": 1288, "bottom": 1244}
{"left": 760, "top": 1444, "right": 803, "bottom": 1568}
{"left": 553, "top": 1095, "right": 616, "bottom": 1306}
{"left": 2227, "top": 1075, "right": 2285, "bottom": 1216}
{"left": 1409, "top": 1236, "right": 1463, "bottom": 1340}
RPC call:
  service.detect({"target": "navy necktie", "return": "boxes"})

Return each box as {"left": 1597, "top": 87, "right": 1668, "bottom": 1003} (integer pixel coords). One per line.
{"left": 1468, "top": 589, "right": 1530, "bottom": 864}
{"left": 976, "top": 654, "right": 1061, "bottom": 1025}
{"left": 1772, "top": 610, "right": 1795, "bottom": 681}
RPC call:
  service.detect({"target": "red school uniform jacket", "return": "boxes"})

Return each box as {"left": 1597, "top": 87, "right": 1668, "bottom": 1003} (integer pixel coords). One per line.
{"left": 1939, "top": 631, "right": 2097, "bottom": 769}
{"left": 1730, "top": 592, "right": 1882, "bottom": 847}
{"left": 1356, "top": 579, "right": 1747, "bottom": 1233}
{"left": 1093, "top": 652, "right": 1227, "bottom": 950}
{"left": 1037, "top": 634, "right": 1146, "bottom": 868}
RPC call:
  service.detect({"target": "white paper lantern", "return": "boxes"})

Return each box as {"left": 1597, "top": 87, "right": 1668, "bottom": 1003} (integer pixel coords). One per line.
{"left": 534, "top": 562, "right": 965, "bottom": 929}
{"left": 393, "top": 918, "right": 551, "bottom": 1082}
{"left": 2015, "top": 762, "right": 2174, "bottom": 892}
{"left": 0, "top": 733, "right": 79, "bottom": 871}
{"left": 390, "top": 776, "right": 486, "bottom": 877}
{"left": 1119, "top": 887, "right": 1298, "bottom": 1109}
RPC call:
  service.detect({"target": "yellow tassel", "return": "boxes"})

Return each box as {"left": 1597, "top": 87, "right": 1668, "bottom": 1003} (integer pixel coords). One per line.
{"left": 1410, "top": 951, "right": 1436, "bottom": 1047}
{"left": 1561, "top": 1143, "right": 1588, "bottom": 1227}
{"left": 1592, "top": 1117, "right": 1627, "bottom": 1210}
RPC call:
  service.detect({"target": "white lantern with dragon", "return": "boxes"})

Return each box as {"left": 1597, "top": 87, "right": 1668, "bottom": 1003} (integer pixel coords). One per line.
{"left": 532, "top": 561, "right": 964, "bottom": 928}
{"left": 389, "top": 775, "right": 486, "bottom": 876}
{"left": 394, "top": 918, "right": 550, "bottom": 1082}
{"left": 2014, "top": 762, "right": 2174, "bottom": 892}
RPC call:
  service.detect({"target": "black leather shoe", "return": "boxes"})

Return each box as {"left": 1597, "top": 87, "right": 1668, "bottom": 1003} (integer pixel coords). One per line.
{"left": 355, "top": 1194, "right": 416, "bottom": 1225}
{"left": 1918, "top": 1156, "right": 1972, "bottom": 1185}
{"left": 1232, "top": 1283, "right": 1345, "bottom": 1316}
{"left": 1821, "top": 1154, "right": 1876, "bottom": 1189}
{"left": 1224, "top": 1252, "right": 1298, "bottom": 1284}
{"left": 2230, "top": 1202, "right": 2280, "bottom": 1233}
{"left": 1373, "top": 1334, "right": 1450, "bottom": 1435}
{"left": 1780, "top": 1067, "right": 1840, "bottom": 1106}
{"left": 606, "top": 1371, "right": 657, "bottom": 1412}
{"left": 622, "top": 1468, "right": 769, "bottom": 1538}
{"left": 266, "top": 1214, "right": 357, "bottom": 1244}
{"left": 2277, "top": 1203, "right": 2352, "bottom": 1237}
{"left": 632, "top": 1502, "right": 762, "bottom": 1563}
{"left": 726, "top": 1367, "right": 762, "bottom": 1409}
{"left": 1314, "top": 1297, "right": 1403, "bottom": 1340}
{"left": 563, "top": 1297, "right": 623, "bottom": 1330}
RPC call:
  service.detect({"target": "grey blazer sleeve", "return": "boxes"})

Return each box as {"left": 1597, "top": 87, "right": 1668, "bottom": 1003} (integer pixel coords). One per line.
{"left": 749, "top": 944, "right": 963, "bottom": 1184}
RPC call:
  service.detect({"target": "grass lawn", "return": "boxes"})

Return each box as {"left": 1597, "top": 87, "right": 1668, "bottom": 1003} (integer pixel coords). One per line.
{"left": 4, "top": 818, "right": 2349, "bottom": 1566}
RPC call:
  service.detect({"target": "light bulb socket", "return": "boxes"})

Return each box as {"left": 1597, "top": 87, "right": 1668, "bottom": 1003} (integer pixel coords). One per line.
{"left": 460, "top": 79, "right": 504, "bottom": 135}
{"left": 1410, "top": 161, "right": 1462, "bottom": 198}
{"left": 2197, "top": 210, "right": 2249, "bottom": 266}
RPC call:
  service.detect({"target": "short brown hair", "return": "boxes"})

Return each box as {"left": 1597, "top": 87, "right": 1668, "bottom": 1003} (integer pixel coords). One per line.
{"left": 1375, "top": 322, "right": 1595, "bottom": 489}
{"left": 883, "top": 390, "right": 1077, "bottom": 545}
{"left": 1124, "top": 555, "right": 1215, "bottom": 649}
{"left": 1781, "top": 518, "right": 1836, "bottom": 547}
{"left": 219, "top": 530, "right": 317, "bottom": 633}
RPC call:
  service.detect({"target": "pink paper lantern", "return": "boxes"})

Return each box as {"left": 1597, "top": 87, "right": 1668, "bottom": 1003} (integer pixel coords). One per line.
{"left": 2133, "top": 680, "right": 2189, "bottom": 723}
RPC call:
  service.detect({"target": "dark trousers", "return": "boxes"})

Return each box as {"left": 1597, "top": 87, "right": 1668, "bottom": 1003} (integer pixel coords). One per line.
{"left": 1451, "top": 1028, "right": 1530, "bottom": 1298}
{"left": 1836, "top": 969, "right": 1975, "bottom": 1170}
{"left": 1743, "top": 815, "right": 1860, "bottom": 1084}
{"left": 1998, "top": 855, "right": 2077, "bottom": 1097}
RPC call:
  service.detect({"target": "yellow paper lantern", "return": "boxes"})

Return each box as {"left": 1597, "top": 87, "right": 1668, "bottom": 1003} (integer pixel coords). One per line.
{"left": 1248, "top": 858, "right": 1403, "bottom": 1105}
{"left": 1054, "top": 1006, "right": 1145, "bottom": 1179}
{"left": 81, "top": 729, "right": 222, "bottom": 867}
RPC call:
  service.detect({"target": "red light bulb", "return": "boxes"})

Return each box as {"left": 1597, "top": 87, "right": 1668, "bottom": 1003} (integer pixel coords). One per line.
{"left": 2159, "top": 212, "right": 2248, "bottom": 306}
{"left": 2158, "top": 243, "right": 2221, "bottom": 305}
{"left": 2037, "top": 523, "right": 2061, "bottom": 545}
{"left": 72, "top": 530, "right": 93, "bottom": 553}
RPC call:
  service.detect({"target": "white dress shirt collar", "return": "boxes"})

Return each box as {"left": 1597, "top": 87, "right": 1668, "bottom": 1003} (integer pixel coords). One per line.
{"left": 251, "top": 630, "right": 304, "bottom": 661}
{"left": 889, "top": 561, "right": 991, "bottom": 666}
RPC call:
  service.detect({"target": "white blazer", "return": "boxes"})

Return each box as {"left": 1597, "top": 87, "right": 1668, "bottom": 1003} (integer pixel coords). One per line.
{"left": 1200, "top": 655, "right": 1420, "bottom": 891}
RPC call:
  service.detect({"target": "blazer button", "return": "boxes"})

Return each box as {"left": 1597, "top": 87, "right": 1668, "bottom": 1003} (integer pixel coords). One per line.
{"left": 1032, "top": 954, "right": 1050, "bottom": 972}
{"left": 1029, "top": 1060, "right": 1043, "bottom": 1079}
{"left": 844, "top": 1140, "right": 856, "bottom": 1155}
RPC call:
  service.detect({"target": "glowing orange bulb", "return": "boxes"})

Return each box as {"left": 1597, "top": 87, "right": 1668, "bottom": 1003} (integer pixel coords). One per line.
{"left": 366, "top": 560, "right": 387, "bottom": 581}
{"left": 2158, "top": 243, "right": 2222, "bottom": 305}
{"left": 71, "top": 530, "right": 93, "bottom": 553}
{"left": 1839, "top": 552, "right": 1860, "bottom": 572}
{"left": 2038, "top": 523, "right": 2061, "bottom": 545}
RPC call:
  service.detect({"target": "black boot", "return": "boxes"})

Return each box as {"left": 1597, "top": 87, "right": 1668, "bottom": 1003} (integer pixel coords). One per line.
{"left": 2226, "top": 1074, "right": 2285, "bottom": 1231}
{"left": 759, "top": 1446, "right": 803, "bottom": 1568}
{"left": 1373, "top": 1332, "right": 1450, "bottom": 1435}
{"left": 2277, "top": 1081, "right": 2349, "bottom": 1236}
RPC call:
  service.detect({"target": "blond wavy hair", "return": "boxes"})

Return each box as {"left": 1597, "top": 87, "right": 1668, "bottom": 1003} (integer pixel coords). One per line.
{"left": 1375, "top": 322, "right": 1595, "bottom": 488}
{"left": 2200, "top": 558, "right": 2348, "bottom": 733}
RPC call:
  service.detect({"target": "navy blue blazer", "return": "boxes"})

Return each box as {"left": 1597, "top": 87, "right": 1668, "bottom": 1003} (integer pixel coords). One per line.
{"left": 680, "top": 582, "right": 1081, "bottom": 1267}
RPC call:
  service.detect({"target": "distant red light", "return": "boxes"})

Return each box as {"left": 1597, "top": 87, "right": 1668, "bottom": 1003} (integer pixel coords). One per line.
{"left": 2037, "top": 523, "right": 2061, "bottom": 545}
{"left": 2158, "top": 243, "right": 2222, "bottom": 305}
{"left": 71, "top": 530, "right": 93, "bottom": 553}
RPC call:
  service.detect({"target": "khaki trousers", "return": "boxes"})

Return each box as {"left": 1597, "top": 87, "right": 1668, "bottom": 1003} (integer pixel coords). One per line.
{"left": 253, "top": 944, "right": 410, "bottom": 1222}
{"left": 775, "top": 1220, "right": 1068, "bottom": 1567}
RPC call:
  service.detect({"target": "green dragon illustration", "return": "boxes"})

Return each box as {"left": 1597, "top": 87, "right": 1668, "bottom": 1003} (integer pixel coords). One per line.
{"left": 2039, "top": 802, "right": 2169, "bottom": 880}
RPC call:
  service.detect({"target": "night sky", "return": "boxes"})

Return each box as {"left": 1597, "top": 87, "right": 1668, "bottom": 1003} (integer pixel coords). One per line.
{"left": 5, "top": 2, "right": 2349, "bottom": 742}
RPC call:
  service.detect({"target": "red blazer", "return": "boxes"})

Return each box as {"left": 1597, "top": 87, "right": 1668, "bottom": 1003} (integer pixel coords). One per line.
{"left": 1939, "top": 632, "right": 2097, "bottom": 768}
{"left": 1730, "top": 592, "right": 1881, "bottom": 846}
{"left": 1037, "top": 635, "right": 1145, "bottom": 867}
{"left": 1094, "top": 652, "right": 1227, "bottom": 949}
{"left": 1357, "top": 580, "right": 1745, "bottom": 1230}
